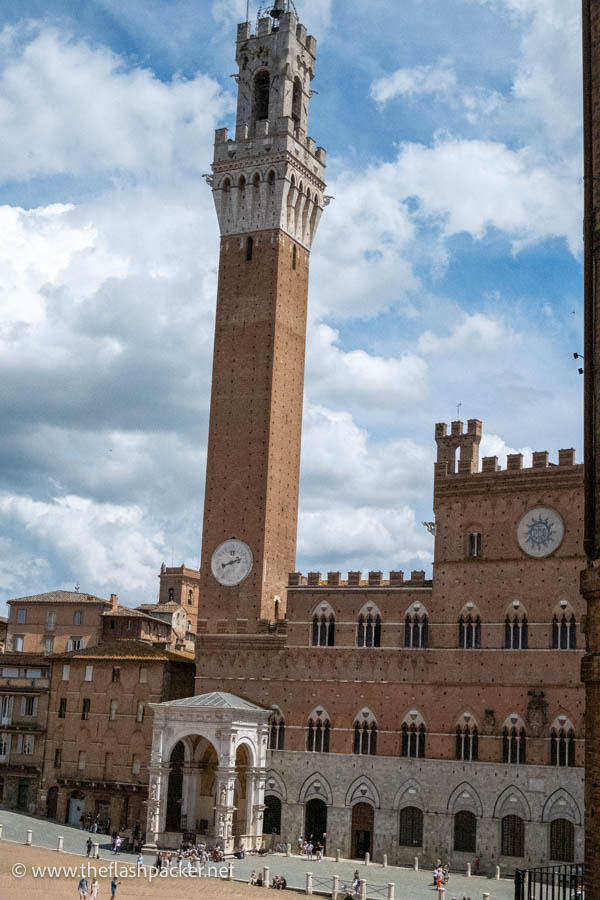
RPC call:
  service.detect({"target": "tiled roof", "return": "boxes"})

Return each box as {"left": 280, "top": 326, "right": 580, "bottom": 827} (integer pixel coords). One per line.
{"left": 0, "top": 652, "right": 49, "bottom": 665}
{"left": 51, "top": 639, "right": 194, "bottom": 662}
{"left": 136, "top": 602, "right": 183, "bottom": 612}
{"left": 102, "top": 606, "right": 168, "bottom": 624}
{"left": 8, "top": 590, "right": 110, "bottom": 605}
{"left": 158, "top": 691, "right": 266, "bottom": 711}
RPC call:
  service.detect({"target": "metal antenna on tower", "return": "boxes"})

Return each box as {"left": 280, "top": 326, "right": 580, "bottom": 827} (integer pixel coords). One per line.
{"left": 456, "top": 402, "right": 462, "bottom": 419}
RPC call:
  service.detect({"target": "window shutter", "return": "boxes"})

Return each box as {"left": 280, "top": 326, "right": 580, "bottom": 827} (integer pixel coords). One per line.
{"left": 33, "top": 697, "right": 38, "bottom": 717}
{"left": 20, "top": 697, "right": 26, "bottom": 716}
{"left": 17, "top": 734, "right": 23, "bottom": 753}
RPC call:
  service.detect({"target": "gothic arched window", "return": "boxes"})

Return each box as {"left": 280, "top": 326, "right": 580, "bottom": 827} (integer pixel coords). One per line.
{"left": 253, "top": 70, "right": 270, "bottom": 122}
{"left": 456, "top": 725, "right": 479, "bottom": 761}
{"left": 454, "top": 810, "right": 477, "bottom": 853}
{"left": 168, "top": 588, "right": 174, "bottom": 603}
{"left": 268, "top": 714, "right": 285, "bottom": 751}
{"left": 552, "top": 614, "right": 577, "bottom": 649}
{"left": 307, "top": 716, "right": 330, "bottom": 753}
{"left": 357, "top": 611, "right": 381, "bottom": 648}
{"left": 505, "top": 614, "right": 528, "bottom": 649}
{"left": 550, "top": 819, "right": 575, "bottom": 862}
{"left": 501, "top": 815, "right": 525, "bottom": 858}
{"left": 401, "top": 722, "right": 426, "bottom": 759}
{"left": 353, "top": 719, "right": 377, "bottom": 756}
{"left": 458, "top": 614, "right": 481, "bottom": 649}
{"left": 550, "top": 727, "right": 576, "bottom": 767}
{"left": 502, "top": 727, "right": 527, "bottom": 764}
{"left": 312, "top": 612, "right": 335, "bottom": 647}
{"left": 399, "top": 807, "right": 423, "bottom": 847}
{"left": 405, "top": 612, "right": 429, "bottom": 648}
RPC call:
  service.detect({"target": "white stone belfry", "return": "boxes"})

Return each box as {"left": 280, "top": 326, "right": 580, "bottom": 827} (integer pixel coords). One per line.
{"left": 209, "top": 9, "right": 327, "bottom": 249}
{"left": 145, "top": 692, "right": 271, "bottom": 852}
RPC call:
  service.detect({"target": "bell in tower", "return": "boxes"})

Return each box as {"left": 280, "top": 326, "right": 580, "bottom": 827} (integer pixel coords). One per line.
{"left": 270, "top": 0, "right": 286, "bottom": 18}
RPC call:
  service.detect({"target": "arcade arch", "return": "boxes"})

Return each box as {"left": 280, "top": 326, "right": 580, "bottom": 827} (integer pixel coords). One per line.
{"left": 145, "top": 692, "right": 270, "bottom": 852}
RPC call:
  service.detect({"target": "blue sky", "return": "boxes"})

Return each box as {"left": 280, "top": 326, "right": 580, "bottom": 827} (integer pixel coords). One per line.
{"left": 0, "top": 0, "right": 584, "bottom": 610}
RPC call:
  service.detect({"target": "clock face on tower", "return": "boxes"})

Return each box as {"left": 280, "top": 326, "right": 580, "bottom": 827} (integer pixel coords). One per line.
{"left": 211, "top": 539, "right": 253, "bottom": 586}
{"left": 516, "top": 507, "right": 565, "bottom": 558}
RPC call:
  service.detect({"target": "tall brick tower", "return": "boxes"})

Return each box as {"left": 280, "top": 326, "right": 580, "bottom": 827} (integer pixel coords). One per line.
{"left": 581, "top": 1, "right": 600, "bottom": 895}
{"left": 197, "top": 5, "right": 326, "bottom": 634}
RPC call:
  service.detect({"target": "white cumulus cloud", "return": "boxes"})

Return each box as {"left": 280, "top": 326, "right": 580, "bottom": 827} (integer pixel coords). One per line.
{"left": 371, "top": 62, "right": 457, "bottom": 106}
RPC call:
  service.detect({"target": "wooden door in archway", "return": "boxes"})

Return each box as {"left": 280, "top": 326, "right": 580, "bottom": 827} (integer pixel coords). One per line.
{"left": 352, "top": 802, "right": 374, "bottom": 859}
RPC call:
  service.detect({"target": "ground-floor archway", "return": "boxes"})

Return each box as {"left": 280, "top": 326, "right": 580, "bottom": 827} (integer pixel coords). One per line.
{"left": 305, "top": 798, "right": 327, "bottom": 848}
{"left": 67, "top": 790, "right": 85, "bottom": 826}
{"left": 352, "top": 802, "right": 374, "bottom": 859}
{"left": 263, "top": 796, "right": 282, "bottom": 835}
{"left": 46, "top": 785, "right": 58, "bottom": 820}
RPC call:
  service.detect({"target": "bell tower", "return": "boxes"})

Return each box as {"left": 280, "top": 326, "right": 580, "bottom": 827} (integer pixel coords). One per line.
{"left": 197, "top": 5, "right": 326, "bottom": 633}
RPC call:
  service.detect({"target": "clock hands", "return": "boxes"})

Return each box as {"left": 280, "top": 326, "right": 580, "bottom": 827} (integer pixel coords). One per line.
{"left": 222, "top": 557, "right": 242, "bottom": 569}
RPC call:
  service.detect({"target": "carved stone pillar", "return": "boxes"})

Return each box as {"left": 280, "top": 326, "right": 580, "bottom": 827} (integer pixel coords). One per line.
{"left": 248, "top": 768, "right": 266, "bottom": 846}
{"left": 145, "top": 764, "right": 170, "bottom": 846}
{"left": 214, "top": 765, "right": 237, "bottom": 850}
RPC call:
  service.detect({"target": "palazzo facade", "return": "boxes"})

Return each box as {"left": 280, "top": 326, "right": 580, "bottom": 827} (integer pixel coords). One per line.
{"left": 138, "top": 6, "right": 585, "bottom": 872}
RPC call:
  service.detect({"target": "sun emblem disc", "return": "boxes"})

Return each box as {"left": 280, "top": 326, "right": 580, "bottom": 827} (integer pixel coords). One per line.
{"left": 517, "top": 507, "right": 564, "bottom": 558}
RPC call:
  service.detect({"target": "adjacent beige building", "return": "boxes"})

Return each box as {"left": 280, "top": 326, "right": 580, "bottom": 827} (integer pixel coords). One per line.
{"left": 41, "top": 640, "right": 194, "bottom": 830}
{"left": 0, "top": 653, "right": 50, "bottom": 813}
{"left": 6, "top": 590, "right": 111, "bottom": 655}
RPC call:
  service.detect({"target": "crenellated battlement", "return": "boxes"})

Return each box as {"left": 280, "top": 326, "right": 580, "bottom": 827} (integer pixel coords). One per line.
{"left": 435, "top": 419, "right": 482, "bottom": 476}
{"left": 288, "top": 570, "right": 431, "bottom": 588}
{"left": 435, "top": 420, "right": 578, "bottom": 477}
{"left": 237, "top": 14, "right": 317, "bottom": 55}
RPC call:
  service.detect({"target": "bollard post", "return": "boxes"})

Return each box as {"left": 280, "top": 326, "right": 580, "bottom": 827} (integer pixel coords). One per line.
{"left": 336, "top": 848, "right": 340, "bottom": 863}
{"left": 227, "top": 861, "right": 234, "bottom": 880}
{"left": 414, "top": 856, "right": 419, "bottom": 871}
{"left": 57, "top": 836, "right": 64, "bottom": 852}
{"left": 365, "top": 851, "right": 370, "bottom": 866}
{"left": 332, "top": 874, "right": 339, "bottom": 900}
{"left": 286, "top": 843, "right": 291, "bottom": 857}
{"left": 0, "top": 824, "right": 4, "bottom": 840}
{"left": 437, "top": 889, "right": 445, "bottom": 899}
{"left": 263, "top": 866, "right": 270, "bottom": 888}
{"left": 496, "top": 865, "right": 501, "bottom": 880}
{"left": 360, "top": 879, "right": 367, "bottom": 900}
{"left": 482, "top": 894, "right": 490, "bottom": 900}
{"left": 383, "top": 853, "right": 388, "bottom": 868}
{"left": 26, "top": 829, "right": 32, "bottom": 846}
{"left": 93, "top": 843, "right": 99, "bottom": 859}
{"left": 306, "top": 871, "right": 313, "bottom": 895}
{"left": 387, "top": 883, "right": 395, "bottom": 900}
{"left": 467, "top": 862, "right": 471, "bottom": 877}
